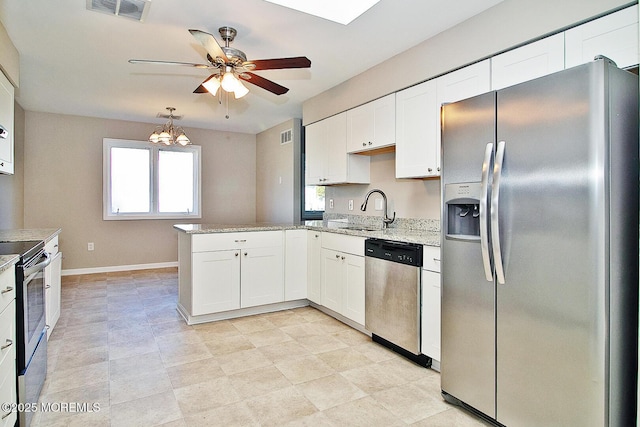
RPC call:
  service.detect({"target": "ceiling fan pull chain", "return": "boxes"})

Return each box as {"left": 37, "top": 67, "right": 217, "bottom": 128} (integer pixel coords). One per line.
{"left": 225, "top": 91, "right": 230, "bottom": 119}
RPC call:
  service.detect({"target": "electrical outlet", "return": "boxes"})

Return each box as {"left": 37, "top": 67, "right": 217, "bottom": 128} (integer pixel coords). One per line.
{"left": 375, "top": 198, "right": 383, "bottom": 211}
{"left": 329, "top": 199, "right": 334, "bottom": 209}
{"left": 348, "top": 200, "right": 354, "bottom": 211}
{"left": 88, "top": 242, "right": 94, "bottom": 251}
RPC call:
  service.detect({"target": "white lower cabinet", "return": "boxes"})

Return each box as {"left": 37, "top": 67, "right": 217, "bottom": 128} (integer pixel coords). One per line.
{"left": 192, "top": 250, "right": 240, "bottom": 315}
{"left": 306, "top": 231, "right": 322, "bottom": 304}
{"left": 421, "top": 246, "right": 441, "bottom": 365}
{"left": 240, "top": 246, "right": 284, "bottom": 308}
{"left": 182, "top": 231, "right": 284, "bottom": 318}
{"left": 320, "top": 233, "right": 365, "bottom": 326}
{"left": 284, "top": 230, "right": 308, "bottom": 301}
{"left": 0, "top": 266, "right": 15, "bottom": 427}
{"left": 45, "top": 236, "right": 62, "bottom": 339}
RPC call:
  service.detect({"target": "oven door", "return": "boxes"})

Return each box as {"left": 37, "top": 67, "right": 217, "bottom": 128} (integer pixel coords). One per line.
{"left": 18, "top": 252, "right": 49, "bottom": 372}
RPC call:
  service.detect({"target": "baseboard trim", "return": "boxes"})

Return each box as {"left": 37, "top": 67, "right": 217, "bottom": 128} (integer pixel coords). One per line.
{"left": 62, "top": 261, "right": 178, "bottom": 276}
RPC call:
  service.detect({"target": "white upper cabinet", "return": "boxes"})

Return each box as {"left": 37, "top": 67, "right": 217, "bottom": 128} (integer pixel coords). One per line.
{"left": 565, "top": 5, "right": 639, "bottom": 69}
{"left": 305, "top": 112, "right": 369, "bottom": 185}
{"left": 395, "top": 79, "right": 438, "bottom": 178}
{"left": 396, "top": 60, "right": 490, "bottom": 179}
{"left": 346, "top": 94, "right": 396, "bottom": 153}
{"left": 491, "top": 33, "right": 565, "bottom": 90}
{"left": 0, "top": 71, "right": 14, "bottom": 175}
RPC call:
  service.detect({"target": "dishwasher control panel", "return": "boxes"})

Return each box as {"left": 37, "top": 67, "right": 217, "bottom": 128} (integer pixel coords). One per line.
{"left": 364, "top": 238, "right": 423, "bottom": 267}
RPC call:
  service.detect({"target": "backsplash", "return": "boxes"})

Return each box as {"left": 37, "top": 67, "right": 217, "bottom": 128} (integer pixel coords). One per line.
{"left": 323, "top": 213, "right": 440, "bottom": 232}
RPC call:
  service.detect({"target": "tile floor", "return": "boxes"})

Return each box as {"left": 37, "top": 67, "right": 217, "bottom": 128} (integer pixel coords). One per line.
{"left": 32, "top": 268, "right": 490, "bottom": 427}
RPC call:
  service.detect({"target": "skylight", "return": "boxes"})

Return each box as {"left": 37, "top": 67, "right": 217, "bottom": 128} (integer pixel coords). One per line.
{"left": 264, "top": 0, "right": 380, "bottom": 25}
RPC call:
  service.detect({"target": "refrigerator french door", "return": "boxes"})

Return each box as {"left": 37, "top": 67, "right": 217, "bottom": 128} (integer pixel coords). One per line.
{"left": 440, "top": 58, "right": 638, "bottom": 426}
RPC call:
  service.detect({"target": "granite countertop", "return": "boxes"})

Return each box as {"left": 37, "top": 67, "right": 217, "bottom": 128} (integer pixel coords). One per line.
{"left": 0, "top": 228, "right": 62, "bottom": 274}
{"left": 0, "top": 228, "right": 62, "bottom": 244}
{"left": 0, "top": 254, "right": 19, "bottom": 274}
{"left": 174, "top": 222, "right": 440, "bottom": 247}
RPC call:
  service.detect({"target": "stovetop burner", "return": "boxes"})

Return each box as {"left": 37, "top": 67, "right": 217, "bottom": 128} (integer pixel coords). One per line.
{"left": 0, "top": 240, "right": 45, "bottom": 263}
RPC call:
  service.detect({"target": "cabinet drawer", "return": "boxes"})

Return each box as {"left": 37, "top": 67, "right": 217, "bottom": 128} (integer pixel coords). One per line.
{"left": 321, "top": 233, "right": 365, "bottom": 256}
{"left": 0, "top": 302, "right": 15, "bottom": 369}
{"left": 192, "top": 231, "right": 283, "bottom": 252}
{"left": 0, "top": 267, "right": 15, "bottom": 314}
{"left": 45, "top": 235, "right": 59, "bottom": 256}
{"left": 0, "top": 337, "right": 15, "bottom": 427}
{"left": 422, "top": 246, "right": 441, "bottom": 273}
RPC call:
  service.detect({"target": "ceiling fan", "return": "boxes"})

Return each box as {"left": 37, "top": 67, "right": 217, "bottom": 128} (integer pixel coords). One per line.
{"left": 129, "top": 26, "right": 311, "bottom": 98}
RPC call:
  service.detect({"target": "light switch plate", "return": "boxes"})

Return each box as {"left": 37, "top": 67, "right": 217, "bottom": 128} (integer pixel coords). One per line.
{"left": 348, "top": 200, "right": 354, "bottom": 210}
{"left": 329, "top": 199, "right": 334, "bottom": 209}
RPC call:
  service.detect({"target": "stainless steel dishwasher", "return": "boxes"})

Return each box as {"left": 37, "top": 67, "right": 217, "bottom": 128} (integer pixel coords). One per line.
{"left": 364, "top": 238, "right": 431, "bottom": 367}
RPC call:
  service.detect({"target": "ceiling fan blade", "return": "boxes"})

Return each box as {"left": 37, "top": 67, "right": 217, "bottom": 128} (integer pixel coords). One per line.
{"left": 239, "top": 72, "right": 289, "bottom": 95}
{"left": 188, "top": 29, "right": 229, "bottom": 63}
{"left": 128, "top": 59, "right": 211, "bottom": 69}
{"left": 193, "top": 85, "right": 208, "bottom": 94}
{"left": 246, "top": 57, "right": 311, "bottom": 71}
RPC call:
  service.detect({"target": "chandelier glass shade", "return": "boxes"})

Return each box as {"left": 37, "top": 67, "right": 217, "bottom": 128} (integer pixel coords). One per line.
{"left": 148, "top": 107, "right": 190, "bottom": 146}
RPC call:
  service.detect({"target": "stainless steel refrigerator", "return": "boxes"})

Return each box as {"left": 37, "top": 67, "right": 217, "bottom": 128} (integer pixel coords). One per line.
{"left": 440, "top": 57, "right": 638, "bottom": 426}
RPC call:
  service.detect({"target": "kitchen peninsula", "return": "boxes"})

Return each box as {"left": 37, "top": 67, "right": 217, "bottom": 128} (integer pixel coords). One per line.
{"left": 174, "top": 221, "right": 440, "bottom": 327}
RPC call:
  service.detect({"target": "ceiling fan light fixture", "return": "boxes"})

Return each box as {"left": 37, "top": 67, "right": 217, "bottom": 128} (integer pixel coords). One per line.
{"left": 202, "top": 76, "right": 221, "bottom": 96}
{"left": 234, "top": 80, "right": 249, "bottom": 99}
{"left": 221, "top": 71, "right": 239, "bottom": 92}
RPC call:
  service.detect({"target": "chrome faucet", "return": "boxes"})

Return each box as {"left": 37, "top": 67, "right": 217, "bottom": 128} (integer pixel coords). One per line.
{"left": 360, "top": 189, "right": 396, "bottom": 228}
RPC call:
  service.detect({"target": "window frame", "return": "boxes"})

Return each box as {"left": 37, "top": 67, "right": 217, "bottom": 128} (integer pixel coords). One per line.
{"left": 300, "top": 128, "right": 324, "bottom": 220}
{"left": 103, "top": 138, "right": 202, "bottom": 220}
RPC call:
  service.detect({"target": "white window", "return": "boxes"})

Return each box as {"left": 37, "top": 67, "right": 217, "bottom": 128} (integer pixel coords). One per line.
{"left": 103, "top": 138, "right": 201, "bottom": 220}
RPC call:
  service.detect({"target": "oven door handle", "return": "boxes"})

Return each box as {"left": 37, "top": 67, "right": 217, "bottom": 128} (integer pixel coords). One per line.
{"left": 24, "top": 252, "right": 51, "bottom": 277}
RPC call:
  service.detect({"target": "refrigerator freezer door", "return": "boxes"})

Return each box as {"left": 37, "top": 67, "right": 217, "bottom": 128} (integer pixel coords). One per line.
{"left": 494, "top": 61, "right": 608, "bottom": 426}
{"left": 441, "top": 91, "right": 497, "bottom": 418}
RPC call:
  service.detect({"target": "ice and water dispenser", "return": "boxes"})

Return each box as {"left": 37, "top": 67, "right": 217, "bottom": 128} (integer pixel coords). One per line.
{"left": 444, "top": 182, "right": 482, "bottom": 240}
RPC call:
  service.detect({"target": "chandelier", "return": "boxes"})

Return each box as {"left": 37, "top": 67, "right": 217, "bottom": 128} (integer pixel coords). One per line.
{"left": 148, "top": 107, "right": 190, "bottom": 146}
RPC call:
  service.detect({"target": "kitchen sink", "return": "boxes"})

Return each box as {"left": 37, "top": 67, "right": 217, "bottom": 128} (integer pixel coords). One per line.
{"left": 339, "top": 226, "right": 381, "bottom": 232}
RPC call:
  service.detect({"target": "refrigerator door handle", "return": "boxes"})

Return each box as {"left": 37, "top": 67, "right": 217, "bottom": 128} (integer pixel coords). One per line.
{"left": 491, "top": 140, "right": 506, "bottom": 285}
{"left": 480, "top": 142, "right": 494, "bottom": 281}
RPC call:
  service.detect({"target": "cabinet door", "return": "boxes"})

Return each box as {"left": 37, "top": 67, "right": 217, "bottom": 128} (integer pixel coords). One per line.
{"left": 321, "top": 249, "right": 343, "bottom": 313}
{"left": 347, "top": 94, "right": 395, "bottom": 153}
{"left": 45, "top": 251, "right": 62, "bottom": 339}
{"left": 192, "top": 250, "right": 240, "bottom": 315}
{"left": 0, "top": 71, "right": 14, "bottom": 175}
{"left": 436, "top": 59, "right": 491, "bottom": 173}
{"left": 491, "top": 33, "right": 565, "bottom": 90}
{"left": 395, "top": 79, "right": 439, "bottom": 178}
{"left": 307, "top": 231, "right": 322, "bottom": 304}
{"left": 565, "top": 5, "right": 639, "bottom": 69}
{"left": 421, "top": 270, "right": 441, "bottom": 361}
{"left": 241, "top": 246, "right": 284, "bottom": 308}
{"left": 0, "top": 302, "right": 15, "bottom": 427}
{"left": 285, "top": 230, "right": 307, "bottom": 301}
{"left": 304, "top": 120, "right": 326, "bottom": 185}
{"left": 324, "top": 113, "right": 348, "bottom": 184}
{"left": 342, "top": 254, "right": 365, "bottom": 326}
{"left": 347, "top": 102, "right": 374, "bottom": 153}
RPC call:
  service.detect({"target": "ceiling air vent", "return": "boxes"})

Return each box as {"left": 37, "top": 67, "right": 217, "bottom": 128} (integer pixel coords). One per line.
{"left": 280, "top": 129, "right": 293, "bottom": 145}
{"left": 87, "top": 0, "right": 151, "bottom": 22}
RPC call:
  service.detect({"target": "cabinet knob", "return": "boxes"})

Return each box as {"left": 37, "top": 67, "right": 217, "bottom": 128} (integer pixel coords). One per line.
{"left": 362, "top": 142, "right": 366, "bottom": 147}
{"left": 335, "top": 254, "right": 340, "bottom": 259}
{"left": 1, "top": 287, "right": 12, "bottom": 294}
{"left": 341, "top": 256, "right": 345, "bottom": 260}
{"left": 234, "top": 239, "right": 247, "bottom": 243}
{"left": 437, "top": 167, "right": 440, "bottom": 172}
{"left": 315, "top": 234, "right": 319, "bottom": 238}
{"left": 1, "top": 339, "right": 12, "bottom": 350}
{"left": 368, "top": 141, "right": 372, "bottom": 145}
{"left": 45, "top": 285, "right": 51, "bottom": 289}
{"left": 428, "top": 168, "right": 433, "bottom": 172}
{"left": 235, "top": 253, "right": 239, "bottom": 257}
{"left": 244, "top": 252, "right": 248, "bottom": 256}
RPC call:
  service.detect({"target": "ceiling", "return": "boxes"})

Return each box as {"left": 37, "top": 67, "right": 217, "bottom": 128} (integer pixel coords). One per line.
{"left": 0, "top": 0, "right": 503, "bottom": 134}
